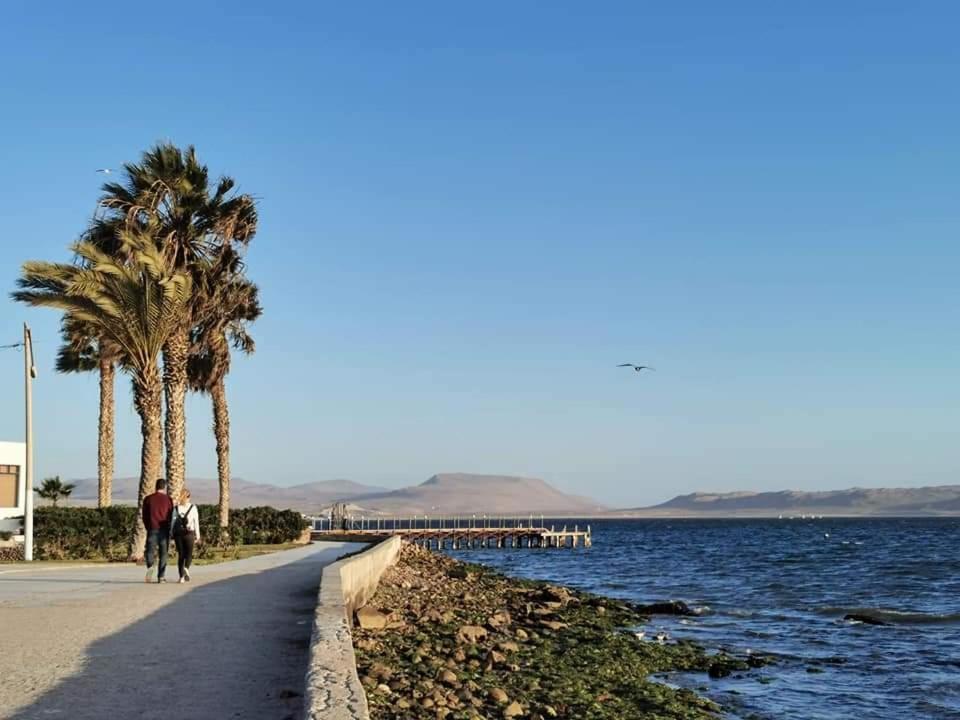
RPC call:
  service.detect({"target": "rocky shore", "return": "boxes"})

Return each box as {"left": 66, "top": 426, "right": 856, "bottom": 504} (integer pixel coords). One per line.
{"left": 353, "top": 543, "right": 763, "bottom": 719}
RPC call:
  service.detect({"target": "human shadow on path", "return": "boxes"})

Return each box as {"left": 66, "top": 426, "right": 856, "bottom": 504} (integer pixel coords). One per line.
{"left": 7, "top": 554, "right": 329, "bottom": 720}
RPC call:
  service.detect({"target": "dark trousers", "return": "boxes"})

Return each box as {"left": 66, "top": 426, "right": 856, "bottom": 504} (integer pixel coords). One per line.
{"left": 145, "top": 529, "right": 170, "bottom": 578}
{"left": 175, "top": 533, "right": 196, "bottom": 578}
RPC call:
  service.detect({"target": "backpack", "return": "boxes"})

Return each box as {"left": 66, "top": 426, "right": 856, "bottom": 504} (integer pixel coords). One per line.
{"left": 173, "top": 505, "right": 195, "bottom": 538}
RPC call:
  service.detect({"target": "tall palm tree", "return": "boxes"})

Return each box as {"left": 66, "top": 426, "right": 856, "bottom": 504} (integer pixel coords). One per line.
{"left": 95, "top": 144, "right": 257, "bottom": 502}
{"left": 55, "top": 316, "right": 121, "bottom": 507}
{"left": 189, "top": 256, "right": 262, "bottom": 533}
{"left": 13, "top": 228, "right": 192, "bottom": 558}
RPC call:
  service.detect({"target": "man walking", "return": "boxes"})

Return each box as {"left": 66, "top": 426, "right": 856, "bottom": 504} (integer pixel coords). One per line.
{"left": 142, "top": 478, "right": 173, "bottom": 583}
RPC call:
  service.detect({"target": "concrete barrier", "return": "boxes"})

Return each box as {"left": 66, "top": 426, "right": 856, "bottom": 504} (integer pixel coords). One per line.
{"left": 303, "top": 535, "right": 403, "bottom": 720}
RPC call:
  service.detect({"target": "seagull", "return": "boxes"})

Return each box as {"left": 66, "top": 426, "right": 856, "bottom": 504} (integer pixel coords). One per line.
{"left": 617, "top": 364, "right": 655, "bottom": 372}
{"left": 95, "top": 168, "right": 115, "bottom": 174}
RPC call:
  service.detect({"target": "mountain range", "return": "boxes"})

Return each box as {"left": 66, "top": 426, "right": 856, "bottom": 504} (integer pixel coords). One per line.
{"left": 67, "top": 473, "right": 604, "bottom": 514}
{"left": 67, "top": 475, "right": 960, "bottom": 516}
{"left": 618, "top": 485, "right": 960, "bottom": 517}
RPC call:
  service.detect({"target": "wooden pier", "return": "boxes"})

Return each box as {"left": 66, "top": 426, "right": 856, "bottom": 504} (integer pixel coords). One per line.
{"left": 309, "top": 512, "right": 591, "bottom": 550}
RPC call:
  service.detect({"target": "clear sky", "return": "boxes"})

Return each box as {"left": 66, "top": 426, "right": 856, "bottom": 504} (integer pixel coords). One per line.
{"left": 1, "top": 2, "right": 957, "bottom": 506}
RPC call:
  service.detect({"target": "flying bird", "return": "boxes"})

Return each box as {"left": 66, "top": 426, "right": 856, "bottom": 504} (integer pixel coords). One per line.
{"left": 617, "top": 364, "right": 655, "bottom": 372}
{"left": 95, "top": 168, "right": 115, "bottom": 174}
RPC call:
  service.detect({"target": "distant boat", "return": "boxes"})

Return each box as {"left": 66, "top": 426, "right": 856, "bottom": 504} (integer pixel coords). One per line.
{"left": 778, "top": 514, "right": 783, "bottom": 520}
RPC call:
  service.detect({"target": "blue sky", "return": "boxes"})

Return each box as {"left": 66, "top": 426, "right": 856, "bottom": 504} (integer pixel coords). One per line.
{"left": 1, "top": 2, "right": 957, "bottom": 506}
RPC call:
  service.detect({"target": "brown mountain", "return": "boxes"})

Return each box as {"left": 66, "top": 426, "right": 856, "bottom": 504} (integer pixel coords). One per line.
{"left": 351, "top": 473, "right": 605, "bottom": 515}
{"left": 616, "top": 485, "right": 960, "bottom": 517}
{"left": 65, "top": 472, "right": 602, "bottom": 515}
{"left": 68, "top": 477, "right": 388, "bottom": 511}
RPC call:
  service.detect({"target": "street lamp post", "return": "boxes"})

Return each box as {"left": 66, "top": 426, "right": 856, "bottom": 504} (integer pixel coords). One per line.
{"left": 23, "top": 323, "right": 36, "bottom": 562}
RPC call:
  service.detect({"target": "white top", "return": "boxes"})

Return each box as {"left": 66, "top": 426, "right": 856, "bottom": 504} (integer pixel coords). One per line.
{"left": 172, "top": 504, "right": 201, "bottom": 542}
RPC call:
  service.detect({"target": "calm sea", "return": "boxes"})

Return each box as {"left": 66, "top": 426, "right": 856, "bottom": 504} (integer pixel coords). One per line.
{"left": 448, "top": 517, "right": 960, "bottom": 720}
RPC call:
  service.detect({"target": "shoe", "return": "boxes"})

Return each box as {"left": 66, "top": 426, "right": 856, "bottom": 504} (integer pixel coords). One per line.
{"left": 145, "top": 568, "right": 155, "bottom": 584}
{"left": 184, "top": 568, "right": 191, "bottom": 582}
{"left": 158, "top": 577, "right": 167, "bottom": 584}
{"left": 178, "top": 577, "right": 185, "bottom": 584}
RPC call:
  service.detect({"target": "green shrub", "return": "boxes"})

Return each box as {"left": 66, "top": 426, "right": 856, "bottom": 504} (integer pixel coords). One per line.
{"left": 33, "top": 505, "right": 307, "bottom": 561}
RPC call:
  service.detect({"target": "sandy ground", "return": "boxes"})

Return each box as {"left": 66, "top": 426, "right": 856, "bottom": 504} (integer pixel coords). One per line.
{"left": 0, "top": 541, "right": 362, "bottom": 720}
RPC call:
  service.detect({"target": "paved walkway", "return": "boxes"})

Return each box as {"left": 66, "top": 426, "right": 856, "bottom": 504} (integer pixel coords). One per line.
{"left": 0, "top": 541, "right": 361, "bottom": 720}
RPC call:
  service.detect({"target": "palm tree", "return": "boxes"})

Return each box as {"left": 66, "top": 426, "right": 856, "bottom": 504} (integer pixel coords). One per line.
{"left": 55, "top": 316, "right": 121, "bottom": 508}
{"left": 189, "top": 255, "right": 262, "bottom": 533}
{"left": 35, "top": 476, "right": 76, "bottom": 507}
{"left": 13, "top": 227, "right": 192, "bottom": 558}
{"left": 95, "top": 144, "right": 257, "bottom": 502}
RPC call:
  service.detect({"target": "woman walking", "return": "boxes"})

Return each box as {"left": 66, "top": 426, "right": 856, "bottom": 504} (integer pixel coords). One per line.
{"left": 171, "top": 488, "right": 200, "bottom": 583}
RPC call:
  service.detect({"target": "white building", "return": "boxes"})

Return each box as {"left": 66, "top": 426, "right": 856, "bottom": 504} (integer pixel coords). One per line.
{"left": 0, "top": 441, "right": 26, "bottom": 534}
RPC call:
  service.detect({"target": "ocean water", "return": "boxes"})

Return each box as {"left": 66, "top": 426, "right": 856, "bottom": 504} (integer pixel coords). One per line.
{"left": 448, "top": 518, "right": 960, "bottom": 720}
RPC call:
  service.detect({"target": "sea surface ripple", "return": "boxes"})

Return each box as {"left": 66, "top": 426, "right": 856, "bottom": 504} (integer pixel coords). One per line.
{"left": 448, "top": 517, "right": 960, "bottom": 720}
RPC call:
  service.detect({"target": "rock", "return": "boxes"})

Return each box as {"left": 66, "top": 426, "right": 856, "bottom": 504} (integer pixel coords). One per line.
{"left": 596, "top": 606, "right": 607, "bottom": 616}
{"left": 457, "top": 625, "right": 489, "bottom": 644}
{"left": 369, "top": 662, "right": 394, "bottom": 680}
{"left": 497, "top": 641, "right": 520, "bottom": 653}
{"left": 504, "top": 700, "right": 524, "bottom": 718}
{"left": 375, "top": 684, "right": 392, "bottom": 695}
{"left": 539, "top": 620, "right": 568, "bottom": 631}
{"left": 637, "top": 600, "right": 696, "bottom": 616}
{"left": 447, "top": 566, "right": 476, "bottom": 580}
{"left": 439, "top": 669, "right": 459, "bottom": 686}
{"left": 356, "top": 606, "right": 389, "bottom": 629}
{"left": 487, "top": 611, "right": 512, "bottom": 628}
{"left": 708, "top": 663, "right": 732, "bottom": 679}
{"left": 544, "top": 705, "right": 558, "bottom": 717}
{"left": 485, "top": 650, "right": 507, "bottom": 668}
{"left": 708, "top": 655, "right": 749, "bottom": 679}
{"left": 515, "top": 628, "right": 529, "bottom": 640}
{"left": 360, "top": 675, "right": 377, "bottom": 689}
{"left": 489, "top": 688, "right": 510, "bottom": 704}
{"left": 844, "top": 613, "right": 888, "bottom": 626}
{"left": 421, "top": 697, "right": 435, "bottom": 709}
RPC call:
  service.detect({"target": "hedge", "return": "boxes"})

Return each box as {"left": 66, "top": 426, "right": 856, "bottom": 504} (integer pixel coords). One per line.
{"left": 33, "top": 505, "right": 308, "bottom": 561}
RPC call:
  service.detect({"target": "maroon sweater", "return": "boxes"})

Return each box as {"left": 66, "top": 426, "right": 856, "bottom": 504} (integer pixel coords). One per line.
{"left": 142, "top": 492, "right": 173, "bottom": 531}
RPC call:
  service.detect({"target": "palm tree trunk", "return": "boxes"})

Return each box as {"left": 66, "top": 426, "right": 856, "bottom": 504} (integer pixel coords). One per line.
{"left": 97, "top": 357, "right": 115, "bottom": 508}
{"left": 130, "top": 366, "right": 163, "bottom": 561}
{"left": 212, "top": 377, "right": 231, "bottom": 532}
{"left": 163, "top": 325, "right": 189, "bottom": 502}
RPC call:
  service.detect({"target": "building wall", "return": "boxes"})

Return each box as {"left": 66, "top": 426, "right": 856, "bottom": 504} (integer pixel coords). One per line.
{"left": 0, "top": 441, "right": 27, "bottom": 525}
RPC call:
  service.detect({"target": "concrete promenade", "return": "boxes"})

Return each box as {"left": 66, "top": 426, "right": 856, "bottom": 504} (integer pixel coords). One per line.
{"left": 0, "top": 541, "right": 362, "bottom": 720}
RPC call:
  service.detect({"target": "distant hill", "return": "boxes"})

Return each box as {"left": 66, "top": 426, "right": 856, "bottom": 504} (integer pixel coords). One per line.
{"left": 616, "top": 485, "right": 960, "bottom": 517}
{"left": 65, "top": 472, "right": 603, "bottom": 515}
{"left": 68, "top": 477, "right": 388, "bottom": 511}
{"left": 352, "top": 473, "right": 605, "bottom": 515}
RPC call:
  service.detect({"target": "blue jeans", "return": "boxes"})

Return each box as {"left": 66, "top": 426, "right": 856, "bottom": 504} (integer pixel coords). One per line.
{"left": 145, "top": 529, "right": 170, "bottom": 579}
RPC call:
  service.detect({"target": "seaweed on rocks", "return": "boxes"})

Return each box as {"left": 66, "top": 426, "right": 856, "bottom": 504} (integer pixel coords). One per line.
{"left": 352, "top": 543, "right": 727, "bottom": 720}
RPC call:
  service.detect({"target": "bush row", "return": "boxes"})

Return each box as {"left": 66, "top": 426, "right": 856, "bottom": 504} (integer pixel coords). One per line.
{"left": 33, "top": 505, "right": 308, "bottom": 561}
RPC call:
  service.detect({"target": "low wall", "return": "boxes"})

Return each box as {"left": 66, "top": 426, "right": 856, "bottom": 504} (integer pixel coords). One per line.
{"left": 303, "top": 535, "right": 403, "bottom": 720}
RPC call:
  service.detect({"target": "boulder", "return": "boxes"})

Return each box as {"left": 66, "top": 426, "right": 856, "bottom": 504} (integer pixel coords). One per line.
{"left": 844, "top": 613, "right": 888, "bottom": 626}
{"left": 487, "top": 611, "right": 512, "bottom": 628}
{"left": 456, "top": 625, "right": 489, "bottom": 644}
{"left": 439, "top": 669, "right": 459, "bottom": 686}
{"left": 636, "top": 600, "right": 696, "bottom": 616}
{"left": 488, "top": 688, "right": 510, "bottom": 704}
{"left": 355, "top": 606, "right": 388, "bottom": 630}
{"left": 504, "top": 700, "right": 524, "bottom": 718}
{"left": 447, "top": 566, "right": 476, "bottom": 580}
